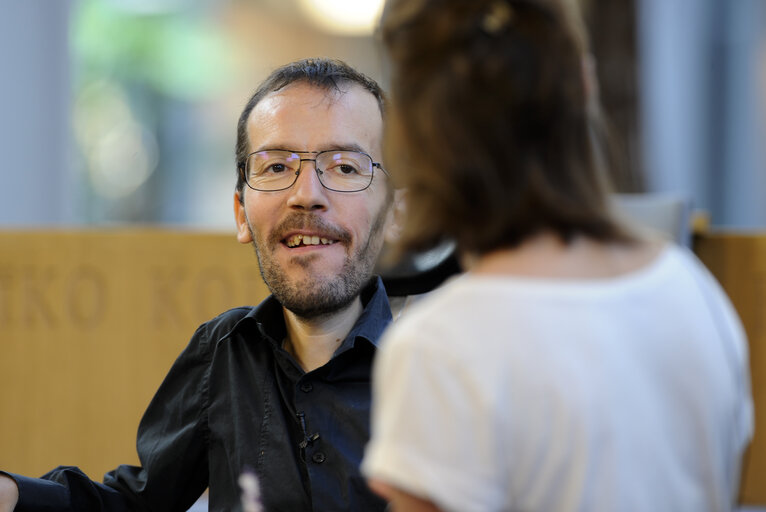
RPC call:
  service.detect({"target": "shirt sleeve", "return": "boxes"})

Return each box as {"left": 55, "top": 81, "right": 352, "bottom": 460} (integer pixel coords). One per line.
{"left": 10, "top": 323, "right": 213, "bottom": 512}
{"left": 362, "top": 324, "right": 508, "bottom": 512}
{"left": 9, "top": 467, "right": 129, "bottom": 512}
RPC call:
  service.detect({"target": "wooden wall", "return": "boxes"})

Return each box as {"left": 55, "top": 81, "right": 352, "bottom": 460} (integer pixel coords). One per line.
{"left": 0, "top": 230, "right": 269, "bottom": 481}
{"left": 0, "top": 230, "right": 763, "bottom": 503}
{"left": 695, "top": 233, "right": 766, "bottom": 503}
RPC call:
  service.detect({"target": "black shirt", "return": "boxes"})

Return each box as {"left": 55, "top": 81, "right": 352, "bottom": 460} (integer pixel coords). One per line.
{"left": 11, "top": 278, "right": 391, "bottom": 512}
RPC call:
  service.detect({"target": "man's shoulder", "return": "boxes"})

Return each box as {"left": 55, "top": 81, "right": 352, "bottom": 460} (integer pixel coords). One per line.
{"left": 201, "top": 305, "right": 258, "bottom": 333}
{"left": 211, "top": 305, "right": 258, "bottom": 322}
{"left": 191, "top": 305, "right": 260, "bottom": 345}
{"left": 173, "top": 304, "right": 269, "bottom": 369}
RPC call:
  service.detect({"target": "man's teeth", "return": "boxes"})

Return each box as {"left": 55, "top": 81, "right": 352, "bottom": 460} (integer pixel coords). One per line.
{"left": 285, "top": 234, "right": 335, "bottom": 248}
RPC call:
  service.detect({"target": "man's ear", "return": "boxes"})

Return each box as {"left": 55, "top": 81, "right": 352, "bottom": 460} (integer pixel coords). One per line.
{"left": 234, "top": 192, "right": 253, "bottom": 244}
{"left": 385, "top": 188, "right": 407, "bottom": 244}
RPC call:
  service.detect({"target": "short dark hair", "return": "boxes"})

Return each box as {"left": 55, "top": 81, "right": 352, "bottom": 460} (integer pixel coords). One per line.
{"left": 381, "top": 0, "right": 634, "bottom": 255}
{"left": 234, "top": 58, "right": 386, "bottom": 200}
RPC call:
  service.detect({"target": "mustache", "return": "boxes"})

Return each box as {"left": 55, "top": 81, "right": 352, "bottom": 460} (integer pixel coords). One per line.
{"left": 268, "top": 213, "right": 352, "bottom": 246}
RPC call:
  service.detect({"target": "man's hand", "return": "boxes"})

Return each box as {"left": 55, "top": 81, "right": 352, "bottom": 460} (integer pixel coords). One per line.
{"left": 0, "top": 474, "right": 18, "bottom": 511}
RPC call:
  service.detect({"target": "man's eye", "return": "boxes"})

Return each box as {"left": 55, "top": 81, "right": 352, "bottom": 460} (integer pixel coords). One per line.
{"left": 262, "top": 163, "right": 287, "bottom": 174}
{"left": 340, "top": 164, "right": 360, "bottom": 175}
{"left": 329, "top": 163, "right": 359, "bottom": 175}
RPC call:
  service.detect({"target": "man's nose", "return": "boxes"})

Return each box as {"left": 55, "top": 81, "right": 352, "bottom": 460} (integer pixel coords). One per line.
{"left": 285, "top": 160, "right": 328, "bottom": 211}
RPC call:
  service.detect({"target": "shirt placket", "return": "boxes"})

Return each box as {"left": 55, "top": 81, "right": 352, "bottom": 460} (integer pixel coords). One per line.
{"left": 294, "top": 373, "right": 330, "bottom": 506}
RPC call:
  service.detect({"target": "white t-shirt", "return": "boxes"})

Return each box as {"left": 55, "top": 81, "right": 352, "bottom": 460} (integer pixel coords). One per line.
{"left": 362, "top": 245, "right": 752, "bottom": 512}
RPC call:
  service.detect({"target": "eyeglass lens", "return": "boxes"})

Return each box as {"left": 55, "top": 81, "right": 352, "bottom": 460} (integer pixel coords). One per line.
{"left": 246, "top": 150, "right": 374, "bottom": 191}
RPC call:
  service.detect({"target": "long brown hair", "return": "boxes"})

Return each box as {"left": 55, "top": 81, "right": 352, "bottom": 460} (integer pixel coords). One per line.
{"left": 381, "top": 0, "right": 634, "bottom": 256}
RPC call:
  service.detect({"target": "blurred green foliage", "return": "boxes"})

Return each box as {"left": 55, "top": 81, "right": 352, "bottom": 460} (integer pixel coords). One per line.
{"left": 72, "top": 0, "right": 238, "bottom": 100}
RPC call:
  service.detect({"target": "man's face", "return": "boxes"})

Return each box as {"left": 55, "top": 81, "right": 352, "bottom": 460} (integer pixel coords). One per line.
{"left": 234, "top": 82, "right": 392, "bottom": 318}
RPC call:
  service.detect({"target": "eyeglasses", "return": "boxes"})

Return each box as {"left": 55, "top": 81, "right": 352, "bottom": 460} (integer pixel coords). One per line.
{"left": 240, "top": 149, "right": 389, "bottom": 192}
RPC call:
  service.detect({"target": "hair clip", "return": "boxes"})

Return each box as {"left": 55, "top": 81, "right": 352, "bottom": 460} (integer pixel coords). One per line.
{"left": 481, "top": 0, "right": 515, "bottom": 35}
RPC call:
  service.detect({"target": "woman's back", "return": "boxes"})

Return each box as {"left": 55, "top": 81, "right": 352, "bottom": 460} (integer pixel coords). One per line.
{"left": 365, "top": 241, "right": 752, "bottom": 511}
{"left": 364, "top": 0, "right": 753, "bottom": 509}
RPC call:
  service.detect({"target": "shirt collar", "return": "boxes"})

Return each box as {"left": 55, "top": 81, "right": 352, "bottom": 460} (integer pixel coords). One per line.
{"left": 340, "top": 276, "right": 392, "bottom": 349}
{"left": 230, "top": 276, "right": 392, "bottom": 350}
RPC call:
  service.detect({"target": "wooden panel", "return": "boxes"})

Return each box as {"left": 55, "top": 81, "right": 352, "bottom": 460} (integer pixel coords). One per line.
{"left": 0, "top": 230, "right": 269, "bottom": 481}
{"left": 695, "top": 233, "right": 766, "bottom": 504}
{"left": 2, "top": 229, "right": 763, "bottom": 503}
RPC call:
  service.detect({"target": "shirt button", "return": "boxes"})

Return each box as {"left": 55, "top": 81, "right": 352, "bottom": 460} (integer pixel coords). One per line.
{"left": 312, "top": 452, "right": 326, "bottom": 464}
{"left": 300, "top": 382, "right": 313, "bottom": 393}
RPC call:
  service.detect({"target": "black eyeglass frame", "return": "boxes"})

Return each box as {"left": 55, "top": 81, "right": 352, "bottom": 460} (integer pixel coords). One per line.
{"left": 238, "top": 149, "right": 389, "bottom": 193}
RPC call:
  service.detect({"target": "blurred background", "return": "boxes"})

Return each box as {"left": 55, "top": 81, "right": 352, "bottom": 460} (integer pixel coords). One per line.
{"left": 1, "top": 0, "right": 765, "bottom": 230}
{"left": 0, "top": 0, "right": 387, "bottom": 228}
{"left": 1, "top": 0, "right": 766, "bottom": 508}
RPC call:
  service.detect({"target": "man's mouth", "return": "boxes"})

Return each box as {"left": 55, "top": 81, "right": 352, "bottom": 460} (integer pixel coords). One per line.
{"left": 272, "top": 214, "right": 350, "bottom": 250}
{"left": 284, "top": 233, "right": 338, "bottom": 248}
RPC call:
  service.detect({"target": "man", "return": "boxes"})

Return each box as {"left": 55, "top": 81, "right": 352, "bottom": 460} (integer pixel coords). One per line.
{"left": 0, "top": 58, "right": 398, "bottom": 511}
